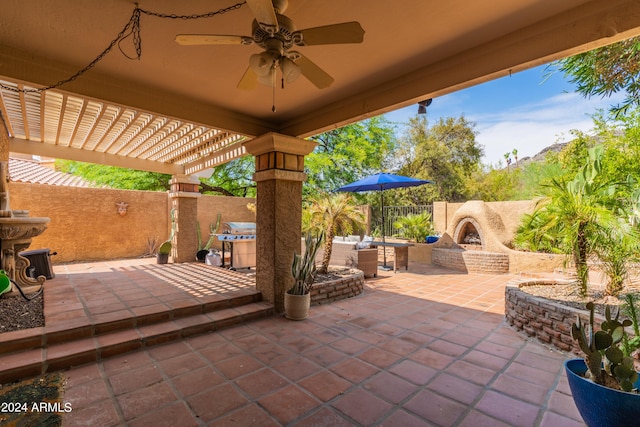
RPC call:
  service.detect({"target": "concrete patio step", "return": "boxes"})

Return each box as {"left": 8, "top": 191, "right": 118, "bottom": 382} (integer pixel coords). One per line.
{"left": 0, "top": 297, "right": 273, "bottom": 384}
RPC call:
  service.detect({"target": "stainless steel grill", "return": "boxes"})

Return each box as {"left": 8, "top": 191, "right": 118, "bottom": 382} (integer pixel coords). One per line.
{"left": 215, "top": 222, "right": 256, "bottom": 269}
{"left": 221, "top": 222, "right": 256, "bottom": 236}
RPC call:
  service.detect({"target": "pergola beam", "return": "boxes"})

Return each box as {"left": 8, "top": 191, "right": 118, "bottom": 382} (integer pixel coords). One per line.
{"left": 0, "top": 44, "right": 276, "bottom": 139}
{"left": 8, "top": 137, "right": 184, "bottom": 175}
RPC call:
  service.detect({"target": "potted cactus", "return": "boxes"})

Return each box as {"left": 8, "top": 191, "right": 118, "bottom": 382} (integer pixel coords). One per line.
{"left": 156, "top": 240, "right": 171, "bottom": 264}
{"left": 157, "top": 208, "right": 176, "bottom": 264}
{"left": 284, "top": 231, "right": 323, "bottom": 320}
{"left": 565, "top": 302, "right": 640, "bottom": 426}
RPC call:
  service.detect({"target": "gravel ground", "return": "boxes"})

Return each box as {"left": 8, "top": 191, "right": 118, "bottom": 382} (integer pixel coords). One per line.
{"left": 0, "top": 293, "right": 44, "bottom": 333}
{"left": 521, "top": 281, "right": 640, "bottom": 316}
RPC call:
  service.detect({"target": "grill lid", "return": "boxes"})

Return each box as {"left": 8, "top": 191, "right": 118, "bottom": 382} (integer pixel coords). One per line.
{"left": 222, "top": 222, "right": 256, "bottom": 235}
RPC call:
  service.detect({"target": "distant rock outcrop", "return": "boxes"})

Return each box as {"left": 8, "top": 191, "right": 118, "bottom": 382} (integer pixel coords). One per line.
{"left": 504, "top": 142, "right": 569, "bottom": 169}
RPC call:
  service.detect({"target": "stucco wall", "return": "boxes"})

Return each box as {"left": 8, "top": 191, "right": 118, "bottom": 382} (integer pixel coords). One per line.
{"left": 8, "top": 182, "right": 255, "bottom": 263}
{"left": 196, "top": 195, "right": 256, "bottom": 251}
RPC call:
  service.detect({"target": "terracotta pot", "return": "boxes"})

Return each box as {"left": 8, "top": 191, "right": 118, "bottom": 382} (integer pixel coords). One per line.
{"left": 284, "top": 292, "right": 310, "bottom": 320}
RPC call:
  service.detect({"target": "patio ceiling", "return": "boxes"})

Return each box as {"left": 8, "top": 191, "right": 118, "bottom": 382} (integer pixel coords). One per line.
{"left": 1, "top": 0, "right": 640, "bottom": 176}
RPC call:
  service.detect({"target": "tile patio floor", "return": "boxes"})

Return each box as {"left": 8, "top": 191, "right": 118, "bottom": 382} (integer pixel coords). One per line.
{"left": 6, "top": 260, "right": 586, "bottom": 426}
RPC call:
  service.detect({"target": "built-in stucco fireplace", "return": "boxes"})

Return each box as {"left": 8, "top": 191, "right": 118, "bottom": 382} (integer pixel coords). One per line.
{"left": 432, "top": 201, "right": 510, "bottom": 274}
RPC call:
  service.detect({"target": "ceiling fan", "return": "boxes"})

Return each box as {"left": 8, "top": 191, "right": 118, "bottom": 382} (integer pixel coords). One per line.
{"left": 175, "top": 0, "right": 364, "bottom": 90}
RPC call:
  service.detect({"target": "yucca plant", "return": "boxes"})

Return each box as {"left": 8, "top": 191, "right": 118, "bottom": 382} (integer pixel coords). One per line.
{"left": 289, "top": 231, "right": 324, "bottom": 295}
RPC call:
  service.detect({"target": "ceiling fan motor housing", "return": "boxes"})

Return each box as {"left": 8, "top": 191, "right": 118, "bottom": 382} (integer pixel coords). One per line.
{"left": 252, "top": 14, "right": 298, "bottom": 50}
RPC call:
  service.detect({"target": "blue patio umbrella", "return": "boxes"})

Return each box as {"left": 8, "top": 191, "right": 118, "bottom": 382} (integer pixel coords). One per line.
{"left": 335, "top": 173, "right": 433, "bottom": 267}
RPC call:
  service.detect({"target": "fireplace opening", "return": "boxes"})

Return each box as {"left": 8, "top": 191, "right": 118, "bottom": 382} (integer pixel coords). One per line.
{"left": 454, "top": 219, "right": 483, "bottom": 250}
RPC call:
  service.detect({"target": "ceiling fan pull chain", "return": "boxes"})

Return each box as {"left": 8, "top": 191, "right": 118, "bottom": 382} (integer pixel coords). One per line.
{"left": 272, "top": 72, "right": 277, "bottom": 113}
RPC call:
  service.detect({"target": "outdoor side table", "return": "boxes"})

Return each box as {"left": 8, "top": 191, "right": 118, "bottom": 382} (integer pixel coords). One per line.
{"left": 369, "top": 241, "right": 413, "bottom": 272}
{"left": 355, "top": 248, "right": 378, "bottom": 278}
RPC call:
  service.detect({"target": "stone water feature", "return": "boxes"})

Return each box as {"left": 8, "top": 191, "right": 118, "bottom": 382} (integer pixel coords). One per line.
{"left": 1, "top": 119, "right": 50, "bottom": 296}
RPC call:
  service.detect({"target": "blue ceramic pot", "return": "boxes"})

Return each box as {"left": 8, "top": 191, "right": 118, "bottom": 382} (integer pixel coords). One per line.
{"left": 564, "top": 358, "right": 640, "bottom": 427}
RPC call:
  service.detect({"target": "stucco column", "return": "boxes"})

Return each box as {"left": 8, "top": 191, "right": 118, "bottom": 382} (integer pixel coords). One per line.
{"left": 432, "top": 201, "right": 448, "bottom": 235}
{"left": 0, "top": 117, "right": 9, "bottom": 162}
{"left": 169, "top": 175, "right": 201, "bottom": 263}
{"left": 243, "top": 133, "right": 317, "bottom": 313}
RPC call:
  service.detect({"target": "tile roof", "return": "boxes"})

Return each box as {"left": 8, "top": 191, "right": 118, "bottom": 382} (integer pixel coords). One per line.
{"left": 8, "top": 157, "right": 94, "bottom": 187}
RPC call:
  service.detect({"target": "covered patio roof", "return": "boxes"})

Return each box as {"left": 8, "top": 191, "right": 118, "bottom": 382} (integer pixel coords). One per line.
{"left": 1, "top": 0, "right": 640, "bottom": 176}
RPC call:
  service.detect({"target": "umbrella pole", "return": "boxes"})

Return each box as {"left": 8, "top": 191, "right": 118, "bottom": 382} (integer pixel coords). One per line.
{"left": 381, "top": 190, "right": 387, "bottom": 268}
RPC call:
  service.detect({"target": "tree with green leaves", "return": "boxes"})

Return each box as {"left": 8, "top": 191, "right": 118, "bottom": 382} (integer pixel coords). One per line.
{"left": 305, "top": 116, "right": 396, "bottom": 197}
{"left": 56, "top": 160, "right": 171, "bottom": 191}
{"left": 303, "top": 193, "right": 366, "bottom": 274}
{"left": 200, "top": 156, "right": 256, "bottom": 197}
{"left": 393, "top": 115, "right": 483, "bottom": 203}
{"left": 554, "top": 36, "right": 640, "bottom": 117}
{"left": 469, "top": 166, "right": 521, "bottom": 201}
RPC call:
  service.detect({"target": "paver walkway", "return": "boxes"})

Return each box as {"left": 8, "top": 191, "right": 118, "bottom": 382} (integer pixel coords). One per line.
{"left": 9, "top": 261, "right": 587, "bottom": 426}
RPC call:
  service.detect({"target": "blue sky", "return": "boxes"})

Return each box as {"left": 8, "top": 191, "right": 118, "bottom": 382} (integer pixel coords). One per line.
{"left": 384, "top": 64, "right": 623, "bottom": 166}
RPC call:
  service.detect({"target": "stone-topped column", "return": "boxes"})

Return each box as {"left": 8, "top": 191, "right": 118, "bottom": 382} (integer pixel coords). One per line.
{"left": 168, "top": 175, "right": 201, "bottom": 263}
{"left": 243, "top": 133, "right": 317, "bottom": 313}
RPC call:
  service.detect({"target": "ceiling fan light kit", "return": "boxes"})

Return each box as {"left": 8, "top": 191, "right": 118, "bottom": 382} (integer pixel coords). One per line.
{"left": 249, "top": 51, "right": 278, "bottom": 77}
{"left": 281, "top": 57, "right": 301, "bottom": 83}
{"left": 175, "top": 0, "right": 364, "bottom": 90}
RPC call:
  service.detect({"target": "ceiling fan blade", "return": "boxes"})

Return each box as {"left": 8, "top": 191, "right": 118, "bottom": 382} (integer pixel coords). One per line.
{"left": 296, "top": 22, "right": 364, "bottom": 46}
{"left": 295, "top": 54, "right": 334, "bottom": 89}
{"left": 175, "top": 34, "right": 253, "bottom": 46}
{"left": 246, "top": 0, "right": 279, "bottom": 33}
{"left": 237, "top": 67, "right": 258, "bottom": 90}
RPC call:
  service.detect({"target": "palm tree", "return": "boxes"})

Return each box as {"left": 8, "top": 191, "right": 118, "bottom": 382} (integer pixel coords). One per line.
{"left": 393, "top": 211, "right": 434, "bottom": 243}
{"left": 504, "top": 152, "right": 512, "bottom": 172}
{"left": 528, "top": 146, "right": 632, "bottom": 296}
{"left": 512, "top": 148, "right": 519, "bottom": 167}
{"left": 304, "top": 193, "right": 366, "bottom": 274}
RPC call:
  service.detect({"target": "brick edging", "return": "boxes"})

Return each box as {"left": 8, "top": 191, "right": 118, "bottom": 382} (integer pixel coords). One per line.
{"left": 505, "top": 279, "right": 592, "bottom": 354}
{"left": 311, "top": 270, "right": 364, "bottom": 305}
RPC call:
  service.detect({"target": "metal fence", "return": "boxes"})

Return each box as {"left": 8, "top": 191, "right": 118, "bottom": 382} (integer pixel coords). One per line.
{"left": 370, "top": 205, "right": 433, "bottom": 238}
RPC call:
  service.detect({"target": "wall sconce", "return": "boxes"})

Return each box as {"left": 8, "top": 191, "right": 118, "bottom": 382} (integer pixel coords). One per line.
{"left": 115, "top": 201, "right": 129, "bottom": 216}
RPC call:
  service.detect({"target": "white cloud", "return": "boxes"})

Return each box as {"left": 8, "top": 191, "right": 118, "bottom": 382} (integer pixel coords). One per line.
{"left": 385, "top": 83, "right": 627, "bottom": 166}
{"left": 471, "top": 92, "right": 625, "bottom": 164}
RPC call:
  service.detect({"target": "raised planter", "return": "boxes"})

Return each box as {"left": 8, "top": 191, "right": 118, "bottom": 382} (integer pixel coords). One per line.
{"left": 505, "top": 279, "right": 590, "bottom": 353}
{"left": 311, "top": 270, "right": 365, "bottom": 306}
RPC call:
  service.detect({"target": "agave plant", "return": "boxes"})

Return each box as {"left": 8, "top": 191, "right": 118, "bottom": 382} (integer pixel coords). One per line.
{"left": 289, "top": 231, "right": 324, "bottom": 296}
